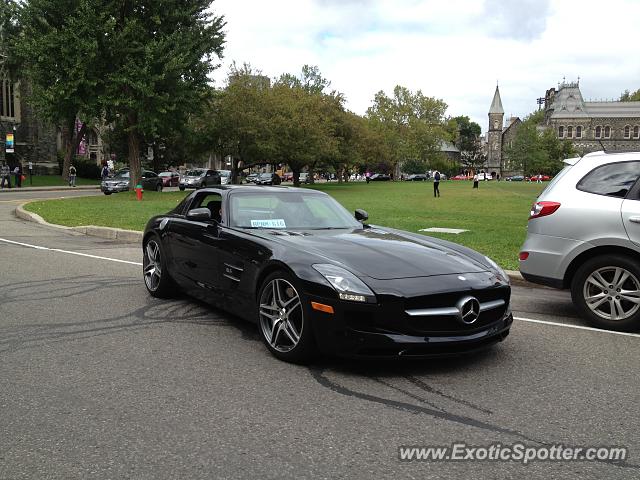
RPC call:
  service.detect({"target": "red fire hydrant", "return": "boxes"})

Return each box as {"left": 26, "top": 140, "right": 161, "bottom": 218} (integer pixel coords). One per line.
{"left": 135, "top": 183, "right": 143, "bottom": 201}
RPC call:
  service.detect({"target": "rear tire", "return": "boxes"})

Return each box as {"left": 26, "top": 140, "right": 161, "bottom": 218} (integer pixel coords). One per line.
{"left": 257, "top": 271, "right": 318, "bottom": 363}
{"left": 571, "top": 254, "right": 640, "bottom": 331}
{"left": 179, "top": 186, "right": 185, "bottom": 191}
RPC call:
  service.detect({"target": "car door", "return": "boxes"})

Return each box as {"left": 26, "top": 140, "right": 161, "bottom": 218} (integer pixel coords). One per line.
{"left": 167, "top": 191, "right": 225, "bottom": 298}
{"left": 621, "top": 163, "right": 640, "bottom": 247}
{"left": 142, "top": 171, "right": 158, "bottom": 190}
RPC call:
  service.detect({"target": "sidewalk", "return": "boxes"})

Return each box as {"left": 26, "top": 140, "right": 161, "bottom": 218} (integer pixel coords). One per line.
{"left": 0, "top": 185, "right": 100, "bottom": 193}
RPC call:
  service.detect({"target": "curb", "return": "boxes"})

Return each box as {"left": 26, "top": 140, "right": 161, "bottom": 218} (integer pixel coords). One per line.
{"left": 15, "top": 203, "right": 143, "bottom": 243}
{"left": 0, "top": 185, "right": 100, "bottom": 193}
{"left": 15, "top": 202, "right": 531, "bottom": 286}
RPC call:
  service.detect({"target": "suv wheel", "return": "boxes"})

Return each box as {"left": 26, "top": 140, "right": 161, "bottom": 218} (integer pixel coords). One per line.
{"left": 571, "top": 254, "right": 640, "bottom": 331}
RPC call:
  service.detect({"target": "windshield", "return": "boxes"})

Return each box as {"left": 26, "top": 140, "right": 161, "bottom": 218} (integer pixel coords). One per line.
{"left": 218, "top": 170, "right": 231, "bottom": 177}
{"left": 114, "top": 172, "right": 130, "bottom": 179}
{"left": 258, "top": 173, "right": 272, "bottom": 179}
{"left": 229, "top": 192, "right": 361, "bottom": 230}
{"left": 158, "top": 172, "right": 172, "bottom": 177}
{"left": 185, "top": 170, "right": 205, "bottom": 176}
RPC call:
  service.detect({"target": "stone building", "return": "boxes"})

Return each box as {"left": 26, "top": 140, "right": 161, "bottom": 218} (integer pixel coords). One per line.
{"left": 484, "top": 85, "right": 521, "bottom": 178}
{"left": 1, "top": 76, "right": 57, "bottom": 168}
{"left": 543, "top": 80, "right": 640, "bottom": 154}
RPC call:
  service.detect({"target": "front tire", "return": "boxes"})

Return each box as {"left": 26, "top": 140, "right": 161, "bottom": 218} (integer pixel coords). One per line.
{"left": 571, "top": 254, "right": 640, "bottom": 331}
{"left": 143, "top": 235, "right": 174, "bottom": 298}
{"left": 257, "top": 271, "right": 317, "bottom": 363}
{"left": 179, "top": 186, "right": 185, "bottom": 191}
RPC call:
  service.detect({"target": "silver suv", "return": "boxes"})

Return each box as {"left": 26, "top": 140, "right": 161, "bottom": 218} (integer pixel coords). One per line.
{"left": 520, "top": 151, "right": 640, "bottom": 331}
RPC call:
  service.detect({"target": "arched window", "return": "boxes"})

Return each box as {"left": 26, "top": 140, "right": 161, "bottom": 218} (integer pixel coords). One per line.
{"left": 0, "top": 77, "right": 16, "bottom": 118}
{"left": 604, "top": 126, "right": 611, "bottom": 138}
{"left": 558, "top": 126, "right": 564, "bottom": 138}
{"left": 567, "top": 126, "right": 573, "bottom": 138}
{"left": 624, "top": 125, "right": 631, "bottom": 139}
{"left": 634, "top": 126, "right": 640, "bottom": 139}
{"left": 576, "top": 126, "right": 583, "bottom": 138}
{"left": 595, "top": 126, "right": 602, "bottom": 139}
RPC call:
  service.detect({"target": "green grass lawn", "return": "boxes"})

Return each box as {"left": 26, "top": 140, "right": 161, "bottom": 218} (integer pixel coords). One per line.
{"left": 19, "top": 175, "right": 100, "bottom": 187}
{"left": 24, "top": 180, "right": 546, "bottom": 270}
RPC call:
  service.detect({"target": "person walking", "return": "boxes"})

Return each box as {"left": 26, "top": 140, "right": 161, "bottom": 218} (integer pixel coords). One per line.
{"left": 473, "top": 173, "right": 479, "bottom": 189}
{"left": 1, "top": 161, "right": 12, "bottom": 189}
{"left": 101, "top": 164, "right": 110, "bottom": 181}
{"left": 69, "top": 164, "right": 77, "bottom": 187}
{"left": 536, "top": 173, "right": 542, "bottom": 183}
{"left": 433, "top": 170, "right": 441, "bottom": 197}
{"left": 365, "top": 171, "right": 371, "bottom": 184}
{"left": 13, "top": 164, "right": 22, "bottom": 188}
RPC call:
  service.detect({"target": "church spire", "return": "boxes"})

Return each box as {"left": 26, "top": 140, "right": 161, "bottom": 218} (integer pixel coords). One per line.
{"left": 489, "top": 85, "right": 504, "bottom": 114}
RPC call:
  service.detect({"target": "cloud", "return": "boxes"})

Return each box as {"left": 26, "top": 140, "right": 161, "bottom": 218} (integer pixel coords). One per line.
{"left": 481, "top": 0, "right": 551, "bottom": 40}
{"left": 211, "top": 0, "right": 640, "bottom": 133}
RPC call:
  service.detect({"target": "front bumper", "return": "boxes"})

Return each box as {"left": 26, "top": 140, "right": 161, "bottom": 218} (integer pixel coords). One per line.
{"left": 101, "top": 184, "right": 129, "bottom": 193}
{"left": 304, "top": 275, "right": 512, "bottom": 358}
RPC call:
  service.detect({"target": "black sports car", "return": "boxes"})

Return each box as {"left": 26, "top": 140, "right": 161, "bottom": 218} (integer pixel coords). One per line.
{"left": 143, "top": 186, "right": 512, "bottom": 363}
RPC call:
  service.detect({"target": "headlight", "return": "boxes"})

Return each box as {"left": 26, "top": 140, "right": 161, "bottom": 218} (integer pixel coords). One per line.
{"left": 312, "top": 264, "right": 376, "bottom": 303}
{"left": 485, "top": 256, "right": 509, "bottom": 283}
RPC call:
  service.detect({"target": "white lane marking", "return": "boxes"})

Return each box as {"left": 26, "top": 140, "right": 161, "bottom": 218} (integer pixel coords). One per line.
{"left": 0, "top": 237, "right": 143, "bottom": 266}
{"left": 514, "top": 316, "right": 640, "bottom": 338}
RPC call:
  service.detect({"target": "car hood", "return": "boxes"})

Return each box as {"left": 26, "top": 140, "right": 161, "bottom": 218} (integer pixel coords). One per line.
{"left": 257, "top": 227, "right": 490, "bottom": 280}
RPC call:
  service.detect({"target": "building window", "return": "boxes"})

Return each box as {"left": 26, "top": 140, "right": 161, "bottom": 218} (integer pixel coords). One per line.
{"left": 0, "top": 78, "right": 16, "bottom": 118}
{"left": 576, "top": 126, "right": 582, "bottom": 138}
{"left": 634, "top": 126, "right": 640, "bottom": 139}
{"left": 558, "top": 126, "right": 564, "bottom": 138}
{"left": 604, "top": 126, "right": 611, "bottom": 138}
{"left": 595, "top": 126, "right": 602, "bottom": 139}
{"left": 567, "top": 126, "right": 573, "bottom": 138}
{"left": 624, "top": 125, "right": 631, "bottom": 139}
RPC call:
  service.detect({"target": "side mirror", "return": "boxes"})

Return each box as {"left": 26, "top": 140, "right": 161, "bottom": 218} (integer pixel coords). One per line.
{"left": 355, "top": 209, "right": 368, "bottom": 222}
{"left": 186, "top": 207, "right": 212, "bottom": 221}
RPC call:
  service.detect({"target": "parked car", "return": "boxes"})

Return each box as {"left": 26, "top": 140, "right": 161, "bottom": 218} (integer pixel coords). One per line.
{"left": 158, "top": 171, "right": 180, "bottom": 187}
{"left": 282, "top": 172, "right": 294, "bottom": 182}
{"left": 506, "top": 175, "right": 525, "bottom": 182}
{"left": 101, "top": 170, "right": 163, "bottom": 195}
{"left": 254, "top": 172, "right": 282, "bottom": 185}
{"left": 406, "top": 174, "right": 427, "bottom": 181}
{"left": 531, "top": 174, "right": 551, "bottom": 182}
{"left": 246, "top": 173, "right": 259, "bottom": 184}
{"left": 369, "top": 173, "right": 391, "bottom": 181}
{"left": 520, "top": 151, "right": 640, "bottom": 331}
{"left": 452, "top": 174, "right": 471, "bottom": 180}
{"left": 179, "top": 169, "right": 221, "bottom": 191}
{"left": 217, "top": 169, "right": 232, "bottom": 185}
{"left": 142, "top": 185, "right": 512, "bottom": 362}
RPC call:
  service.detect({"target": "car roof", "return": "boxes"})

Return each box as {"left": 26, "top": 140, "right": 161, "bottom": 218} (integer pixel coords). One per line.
{"left": 574, "top": 150, "right": 640, "bottom": 166}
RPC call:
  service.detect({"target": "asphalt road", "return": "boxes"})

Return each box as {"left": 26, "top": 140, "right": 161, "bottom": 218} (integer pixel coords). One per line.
{"left": 1, "top": 191, "right": 639, "bottom": 479}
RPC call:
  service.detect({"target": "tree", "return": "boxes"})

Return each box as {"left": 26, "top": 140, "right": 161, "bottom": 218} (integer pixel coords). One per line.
{"left": 402, "top": 158, "right": 427, "bottom": 174}
{"left": 17, "top": 0, "right": 109, "bottom": 179}
{"left": 101, "top": 0, "right": 225, "bottom": 187}
{"left": 366, "top": 86, "right": 449, "bottom": 176}
{"left": 620, "top": 89, "right": 640, "bottom": 102}
{"left": 452, "top": 115, "right": 481, "bottom": 154}
{"left": 504, "top": 112, "right": 574, "bottom": 176}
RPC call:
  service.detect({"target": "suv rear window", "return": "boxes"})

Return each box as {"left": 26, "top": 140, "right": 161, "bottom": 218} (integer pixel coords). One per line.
{"left": 576, "top": 161, "right": 640, "bottom": 198}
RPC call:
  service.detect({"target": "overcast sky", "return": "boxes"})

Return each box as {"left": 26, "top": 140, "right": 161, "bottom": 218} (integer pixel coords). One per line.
{"left": 211, "top": 0, "right": 640, "bottom": 133}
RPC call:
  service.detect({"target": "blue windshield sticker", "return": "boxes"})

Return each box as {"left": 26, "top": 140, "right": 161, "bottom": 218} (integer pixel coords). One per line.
{"left": 250, "top": 219, "right": 287, "bottom": 228}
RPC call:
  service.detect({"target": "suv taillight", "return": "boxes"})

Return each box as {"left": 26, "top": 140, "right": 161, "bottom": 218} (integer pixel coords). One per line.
{"left": 529, "top": 201, "right": 561, "bottom": 220}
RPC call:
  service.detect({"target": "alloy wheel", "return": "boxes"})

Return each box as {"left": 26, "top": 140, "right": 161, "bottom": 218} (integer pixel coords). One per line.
{"left": 259, "top": 278, "right": 303, "bottom": 353}
{"left": 583, "top": 266, "right": 640, "bottom": 321}
{"left": 143, "top": 240, "right": 162, "bottom": 292}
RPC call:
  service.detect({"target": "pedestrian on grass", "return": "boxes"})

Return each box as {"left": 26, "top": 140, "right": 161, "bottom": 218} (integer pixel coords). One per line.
{"left": 365, "top": 171, "right": 371, "bottom": 184}
{"left": 473, "top": 173, "right": 479, "bottom": 189}
{"left": 69, "top": 164, "right": 77, "bottom": 187}
{"left": 13, "top": 165, "right": 22, "bottom": 188}
{"left": 101, "top": 164, "right": 109, "bottom": 180}
{"left": 1, "top": 162, "right": 11, "bottom": 189}
{"left": 537, "top": 173, "right": 542, "bottom": 183}
{"left": 433, "top": 170, "right": 441, "bottom": 197}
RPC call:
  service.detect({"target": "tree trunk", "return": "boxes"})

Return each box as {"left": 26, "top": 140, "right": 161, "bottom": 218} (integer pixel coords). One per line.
{"left": 127, "top": 113, "right": 141, "bottom": 188}
{"left": 292, "top": 168, "right": 300, "bottom": 188}
{"left": 307, "top": 167, "right": 315, "bottom": 184}
{"left": 62, "top": 119, "right": 87, "bottom": 181}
